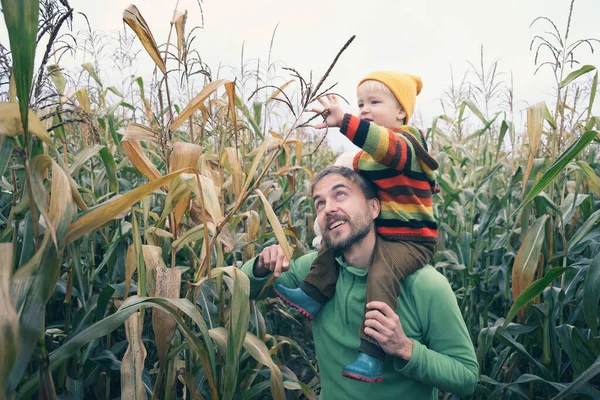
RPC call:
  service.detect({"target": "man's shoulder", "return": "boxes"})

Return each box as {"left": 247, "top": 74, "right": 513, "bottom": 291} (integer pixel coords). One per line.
{"left": 293, "top": 251, "right": 319, "bottom": 267}
{"left": 404, "top": 265, "right": 453, "bottom": 294}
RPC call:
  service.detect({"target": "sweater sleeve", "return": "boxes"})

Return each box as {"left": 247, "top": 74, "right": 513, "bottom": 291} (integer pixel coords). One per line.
{"left": 393, "top": 271, "right": 479, "bottom": 396}
{"left": 240, "top": 252, "right": 317, "bottom": 300}
{"left": 339, "top": 114, "right": 416, "bottom": 173}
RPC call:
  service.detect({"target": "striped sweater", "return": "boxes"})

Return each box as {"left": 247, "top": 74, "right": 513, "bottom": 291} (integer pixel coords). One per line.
{"left": 340, "top": 114, "right": 439, "bottom": 243}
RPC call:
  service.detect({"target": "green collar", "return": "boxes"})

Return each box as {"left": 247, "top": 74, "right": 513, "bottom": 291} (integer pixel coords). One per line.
{"left": 335, "top": 254, "right": 369, "bottom": 277}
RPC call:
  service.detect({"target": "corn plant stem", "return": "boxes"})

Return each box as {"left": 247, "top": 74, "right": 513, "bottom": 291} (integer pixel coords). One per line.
{"left": 57, "top": 262, "right": 73, "bottom": 390}
{"left": 24, "top": 159, "right": 41, "bottom": 249}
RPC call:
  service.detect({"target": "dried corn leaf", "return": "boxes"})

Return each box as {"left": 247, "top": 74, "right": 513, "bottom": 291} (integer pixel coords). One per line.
{"left": 121, "top": 140, "right": 162, "bottom": 182}
{"left": 121, "top": 312, "right": 147, "bottom": 400}
{"left": 143, "top": 245, "right": 166, "bottom": 297}
{"left": 225, "top": 81, "right": 238, "bottom": 145}
{"left": 66, "top": 168, "right": 195, "bottom": 244}
{"left": 241, "top": 138, "right": 268, "bottom": 196}
{"left": 256, "top": 189, "right": 293, "bottom": 261}
{"left": 76, "top": 88, "right": 91, "bottom": 113}
{"left": 0, "top": 102, "right": 54, "bottom": 148}
{"left": 265, "top": 80, "right": 294, "bottom": 105}
{"left": 0, "top": 243, "right": 18, "bottom": 395}
{"left": 122, "top": 122, "right": 162, "bottom": 143}
{"left": 124, "top": 245, "right": 136, "bottom": 299}
{"left": 186, "top": 174, "right": 223, "bottom": 225}
{"left": 170, "top": 142, "right": 203, "bottom": 229}
{"left": 123, "top": 5, "right": 166, "bottom": 74}
{"left": 523, "top": 102, "right": 545, "bottom": 193}
{"left": 170, "top": 79, "right": 231, "bottom": 132}
{"left": 223, "top": 147, "right": 243, "bottom": 199}
{"left": 244, "top": 210, "right": 261, "bottom": 242}
{"left": 152, "top": 267, "right": 182, "bottom": 368}
{"left": 512, "top": 215, "right": 548, "bottom": 320}
{"left": 172, "top": 10, "right": 187, "bottom": 62}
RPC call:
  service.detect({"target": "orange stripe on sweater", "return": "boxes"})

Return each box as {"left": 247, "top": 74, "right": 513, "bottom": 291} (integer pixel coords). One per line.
{"left": 346, "top": 117, "right": 361, "bottom": 142}
{"left": 374, "top": 174, "right": 432, "bottom": 191}
{"left": 377, "top": 226, "right": 438, "bottom": 237}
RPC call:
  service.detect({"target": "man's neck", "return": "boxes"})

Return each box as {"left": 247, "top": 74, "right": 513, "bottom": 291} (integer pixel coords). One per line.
{"left": 342, "top": 231, "right": 377, "bottom": 270}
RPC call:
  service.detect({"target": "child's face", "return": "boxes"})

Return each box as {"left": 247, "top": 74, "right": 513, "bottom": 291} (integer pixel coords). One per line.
{"left": 357, "top": 83, "right": 406, "bottom": 129}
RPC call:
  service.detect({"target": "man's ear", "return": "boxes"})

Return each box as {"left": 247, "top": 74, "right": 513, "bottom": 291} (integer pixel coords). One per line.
{"left": 368, "top": 198, "right": 380, "bottom": 220}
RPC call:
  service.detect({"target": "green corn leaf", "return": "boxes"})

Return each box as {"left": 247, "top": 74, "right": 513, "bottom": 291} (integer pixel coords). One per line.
{"left": 17, "top": 296, "right": 218, "bottom": 400}
{"left": 504, "top": 267, "right": 567, "bottom": 328}
{"left": 99, "top": 147, "right": 119, "bottom": 194}
{"left": 46, "top": 64, "right": 66, "bottom": 95}
{"left": 559, "top": 65, "right": 596, "bottom": 89}
{"left": 82, "top": 62, "right": 103, "bottom": 87}
{"left": 512, "top": 130, "right": 598, "bottom": 218}
{"left": 8, "top": 156, "right": 74, "bottom": 391}
{"left": 575, "top": 160, "right": 600, "bottom": 197}
{"left": 0, "top": 243, "right": 18, "bottom": 396}
{"left": 567, "top": 209, "right": 600, "bottom": 252}
{"left": 588, "top": 72, "right": 598, "bottom": 119}
{"left": 496, "top": 120, "right": 509, "bottom": 158}
{"left": 551, "top": 357, "right": 600, "bottom": 400}
{"left": 1, "top": 0, "right": 39, "bottom": 135}
{"left": 583, "top": 253, "right": 600, "bottom": 335}
{"left": 0, "top": 136, "right": 14, "bottom": 179}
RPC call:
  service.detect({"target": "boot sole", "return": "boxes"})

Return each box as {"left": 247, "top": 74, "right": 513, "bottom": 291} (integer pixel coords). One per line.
{"left": 342, "top": 371, "right": 383, "bottom": 383}
{"left": 274, "top": 288, "right": 315, "bottom": 320}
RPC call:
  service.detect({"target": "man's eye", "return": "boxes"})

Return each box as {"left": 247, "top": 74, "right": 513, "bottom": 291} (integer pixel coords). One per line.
{"left": 336, "top": 192, "right": 347, "bottom": 199}
{"left": 315, "top": 201, "right": 324, "bottom": 210}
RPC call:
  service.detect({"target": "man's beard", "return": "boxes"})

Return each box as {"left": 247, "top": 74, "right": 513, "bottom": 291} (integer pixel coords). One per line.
{"left": 322, "top": 214, "right": 374, "bottom": 252}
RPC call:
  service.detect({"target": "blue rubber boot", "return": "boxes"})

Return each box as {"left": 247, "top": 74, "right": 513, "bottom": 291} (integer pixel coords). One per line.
{"left": 342, "top": 352, "right": 384, "bottom": 383}
{"left": 274, "top": 285, "right": 322, "bottom": 320}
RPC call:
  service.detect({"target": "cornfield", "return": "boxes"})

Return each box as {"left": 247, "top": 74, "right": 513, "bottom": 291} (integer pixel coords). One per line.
{"left": 0, "top": 0, "right": 598, "bottom": 399}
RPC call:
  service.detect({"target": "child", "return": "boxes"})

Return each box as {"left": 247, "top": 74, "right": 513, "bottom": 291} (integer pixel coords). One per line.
{"left": 275, "top": 71, "right": 439, "bottom": 383}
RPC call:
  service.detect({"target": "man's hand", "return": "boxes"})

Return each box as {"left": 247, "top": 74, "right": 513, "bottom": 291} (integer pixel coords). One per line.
{"left": 364, "top": 301, "right": 414, "bottom": 360}
{"left": 254, "top": 244, "right": 290, "bottom": 278}
{"left": 312, "top": 94, "right": 345, "bottom": 129}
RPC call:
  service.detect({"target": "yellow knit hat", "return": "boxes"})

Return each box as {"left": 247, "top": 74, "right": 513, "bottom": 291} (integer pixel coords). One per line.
{"left": 358, "top": 71, "right": 423, "bottom": 123}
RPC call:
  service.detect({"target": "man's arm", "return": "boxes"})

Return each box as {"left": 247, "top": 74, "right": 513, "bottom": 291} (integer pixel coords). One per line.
{"left": 392, "top": 271, "right": 479, "bottom": 396}
{"left": 240, "top": 246, "right": 316, "bottom": 300}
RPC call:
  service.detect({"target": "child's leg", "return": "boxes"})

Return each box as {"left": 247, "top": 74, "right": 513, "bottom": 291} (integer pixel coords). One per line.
{"left": 274, "top": 242, "right": 338, "bottom": 319}
{"left": 300, "top": 241, "right": 339, "bottom": 304}
{"left": 358, "top": 239, "right": 435, "bottom": 360}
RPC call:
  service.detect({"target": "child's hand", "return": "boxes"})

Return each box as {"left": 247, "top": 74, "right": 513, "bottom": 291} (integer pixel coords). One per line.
{"left": 312, "top": 94, "right": 345, "bottom": 129}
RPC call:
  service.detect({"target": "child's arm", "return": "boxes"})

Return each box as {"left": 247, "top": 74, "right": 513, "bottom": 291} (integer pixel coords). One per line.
{"left": 312, "top": 95, "right": 419, "bottom": 173}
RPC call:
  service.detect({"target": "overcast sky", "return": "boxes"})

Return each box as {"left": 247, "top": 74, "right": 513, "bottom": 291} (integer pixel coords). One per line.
{"left": 1, "top": 0, "right": 599, "bottom": 151}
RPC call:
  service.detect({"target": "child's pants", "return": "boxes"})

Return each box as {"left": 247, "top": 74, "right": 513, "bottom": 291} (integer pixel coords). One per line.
{"left": 300, "top": 236, "right": 435, "bottom": 360}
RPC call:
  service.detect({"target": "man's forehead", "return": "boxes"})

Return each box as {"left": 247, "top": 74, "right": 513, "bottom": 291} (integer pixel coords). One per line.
{"left": 312, "top": 174, "right": 356, "bottom": 195}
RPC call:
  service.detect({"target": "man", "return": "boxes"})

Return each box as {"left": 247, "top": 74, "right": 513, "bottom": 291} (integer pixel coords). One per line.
{"left": 240, "top": 166, "right": 478, "bottom": 399}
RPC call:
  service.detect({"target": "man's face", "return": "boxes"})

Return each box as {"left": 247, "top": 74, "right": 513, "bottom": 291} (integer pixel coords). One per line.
{"left": 312, "top": 174, "right": 379, "bottom": 252}
{"left": 357, "top": 83, "right": 406, "bottom": 129}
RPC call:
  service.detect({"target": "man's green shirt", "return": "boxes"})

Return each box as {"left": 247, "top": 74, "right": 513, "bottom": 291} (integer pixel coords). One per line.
{"left": 241, "top": 252, "right": 478, "bottom": 399}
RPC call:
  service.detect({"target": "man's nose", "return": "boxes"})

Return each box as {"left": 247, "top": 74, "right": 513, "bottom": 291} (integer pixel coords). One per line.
{"left": 324, "top": 200, "right": 339, "bottom": 215}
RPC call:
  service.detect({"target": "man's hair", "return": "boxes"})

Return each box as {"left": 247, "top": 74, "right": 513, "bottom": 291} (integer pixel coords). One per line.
{"left": 310, "top": 166, "right": 377, "bottom": 200}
